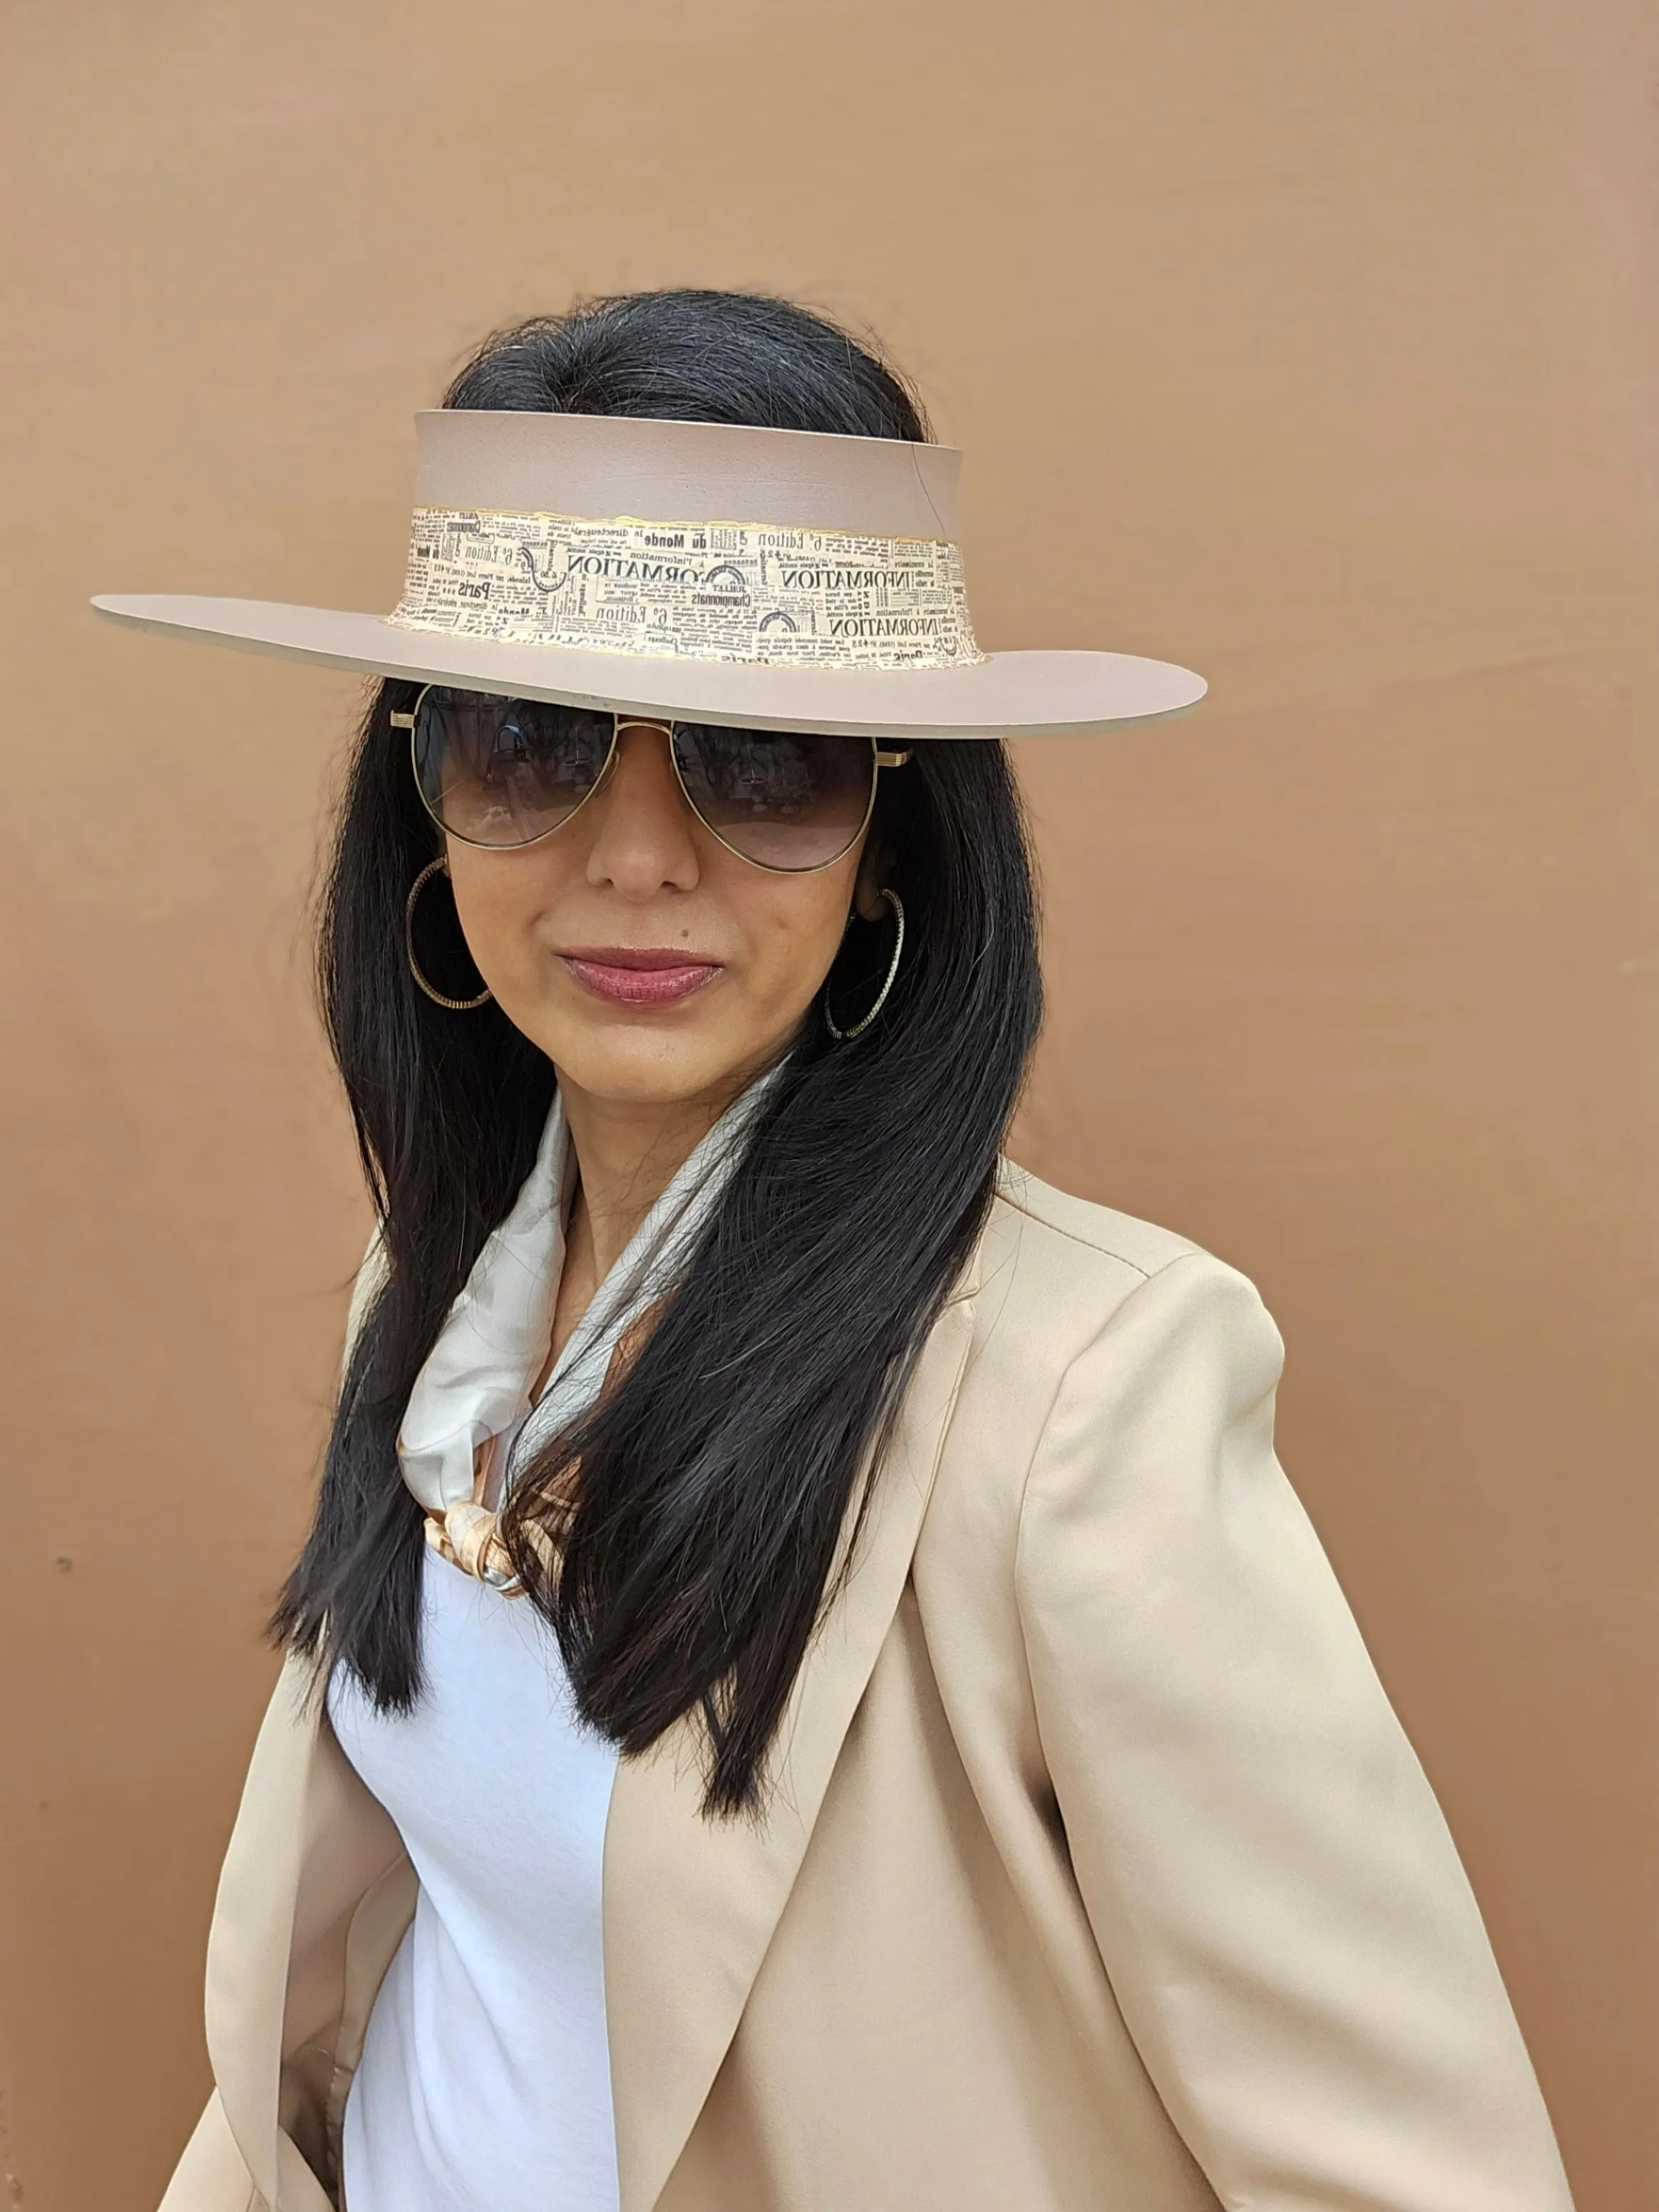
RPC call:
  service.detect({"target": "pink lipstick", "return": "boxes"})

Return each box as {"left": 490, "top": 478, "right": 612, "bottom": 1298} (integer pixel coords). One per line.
{"left": 559, "top": 946, "right": 723, "bottom": 1007}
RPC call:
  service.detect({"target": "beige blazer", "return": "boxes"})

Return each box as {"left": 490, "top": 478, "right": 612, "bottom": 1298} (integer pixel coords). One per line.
{"left": 160, "top": 1168, "right": 1573, "bottom": 2212}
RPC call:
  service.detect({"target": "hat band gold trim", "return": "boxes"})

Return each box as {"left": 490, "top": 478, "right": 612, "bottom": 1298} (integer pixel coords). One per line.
{"left": 387, "top": 505, "right": 983, "bottom": 672}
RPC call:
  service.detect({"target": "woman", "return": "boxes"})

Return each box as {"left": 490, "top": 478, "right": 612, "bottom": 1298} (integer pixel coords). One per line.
{"left": 97, "top": 290, "right": 1573, "bottom": 2212}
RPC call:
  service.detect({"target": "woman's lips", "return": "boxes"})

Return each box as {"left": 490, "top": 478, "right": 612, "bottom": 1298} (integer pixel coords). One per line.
{"left": 558, "top": 947, "right": 724, "bottom": 1007}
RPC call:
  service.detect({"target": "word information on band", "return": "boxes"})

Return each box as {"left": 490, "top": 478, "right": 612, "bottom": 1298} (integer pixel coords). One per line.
{"left": 388, "top": 508, "right": 983, "bottom": 669}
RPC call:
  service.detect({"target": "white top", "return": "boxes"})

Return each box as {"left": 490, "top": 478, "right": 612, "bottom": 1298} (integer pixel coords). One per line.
{"left": 329, "top": 1078, "right": 776, "bottom": 2212}
{"left": 332, "top": 1553, "right": 621, "bottom": 2212}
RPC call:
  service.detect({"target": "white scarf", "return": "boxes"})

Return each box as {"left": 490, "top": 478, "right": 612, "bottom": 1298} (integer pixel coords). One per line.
{"left": 396, "top": 1070, "right": 778, "bottom": 1584}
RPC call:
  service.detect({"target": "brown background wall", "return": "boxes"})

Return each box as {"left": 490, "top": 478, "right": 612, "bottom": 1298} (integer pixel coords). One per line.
{"left": 1, "top": 2, "right": 1655, "bottom": 2205}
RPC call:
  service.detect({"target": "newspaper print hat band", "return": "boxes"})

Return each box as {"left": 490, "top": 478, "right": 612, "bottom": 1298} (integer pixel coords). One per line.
{"left": 391, "top": 505, "right": 979, "bottom": 671}
{"left": 92, "top": 410, "right": 1206, "bottom": 739}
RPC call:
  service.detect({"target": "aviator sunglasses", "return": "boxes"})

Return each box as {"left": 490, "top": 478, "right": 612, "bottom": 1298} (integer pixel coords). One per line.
{"left": 394, "top": 685, "right": 912, "bottom": 873}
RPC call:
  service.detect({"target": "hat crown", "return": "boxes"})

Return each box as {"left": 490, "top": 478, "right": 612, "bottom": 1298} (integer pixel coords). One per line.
{"left": 414, "top": 409, "right": 962, "bottom": 541}
{"left": 393, "top": 410, "right": 981, "bottom": 674}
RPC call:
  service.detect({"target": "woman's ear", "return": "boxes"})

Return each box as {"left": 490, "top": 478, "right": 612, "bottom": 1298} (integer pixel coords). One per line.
{"left": 852, "top": 831, "right": 890, "bottom": 922}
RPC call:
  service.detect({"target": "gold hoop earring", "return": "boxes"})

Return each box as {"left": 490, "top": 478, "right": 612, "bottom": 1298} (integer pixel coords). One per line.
{"left": 824, "top": 888, "right": 905, "bottom": 1042}
{"left": 405, "top": 858, "right": 493, "bottom": 1011}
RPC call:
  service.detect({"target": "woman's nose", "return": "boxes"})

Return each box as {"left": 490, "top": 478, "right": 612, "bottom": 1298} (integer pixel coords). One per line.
{"left": 582, "top": 721, "right": 702, "bottom": 897}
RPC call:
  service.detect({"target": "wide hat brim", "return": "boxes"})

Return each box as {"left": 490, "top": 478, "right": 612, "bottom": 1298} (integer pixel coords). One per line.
{"left": 90, "top": 592, "right": 1205, "bottom": 741}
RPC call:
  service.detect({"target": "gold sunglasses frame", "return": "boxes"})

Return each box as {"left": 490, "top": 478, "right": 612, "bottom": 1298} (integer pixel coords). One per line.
{"left": 392, "top": 685, "right": 910, "bottom": 876}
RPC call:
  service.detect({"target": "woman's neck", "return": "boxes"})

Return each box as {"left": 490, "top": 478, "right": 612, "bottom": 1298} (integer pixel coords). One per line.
{"left": 547, "top": 1076, "right": 738, "bottom": 1367}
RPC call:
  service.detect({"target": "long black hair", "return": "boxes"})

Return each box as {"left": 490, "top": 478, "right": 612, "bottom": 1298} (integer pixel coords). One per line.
{"left": 274, "top": 291, "right": 1043, "bottom": 1815}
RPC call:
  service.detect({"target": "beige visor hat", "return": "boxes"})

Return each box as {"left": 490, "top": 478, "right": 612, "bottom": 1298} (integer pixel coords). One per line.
{"left": 92, "top": 408, "right": 1204, "bottom": 739}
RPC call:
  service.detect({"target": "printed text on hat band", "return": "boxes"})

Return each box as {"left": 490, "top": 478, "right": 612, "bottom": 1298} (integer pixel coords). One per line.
{"left": 389, "top": 506, "right": 984, "bottom": 670}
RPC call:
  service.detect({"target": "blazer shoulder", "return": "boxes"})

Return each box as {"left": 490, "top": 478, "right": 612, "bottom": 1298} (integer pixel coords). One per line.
{"left": 968, "top": 1162, "right": 1259, "bottom": 1389}
{"left": 990, "top": 1159, "right": 1208, "bottom": 1285}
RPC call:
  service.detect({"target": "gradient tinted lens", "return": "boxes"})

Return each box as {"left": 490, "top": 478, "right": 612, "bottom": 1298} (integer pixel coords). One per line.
{"left": 671, "top": 725, "right": 875, "bottom": 870}
{"left": 412, "top": 689, "right": 614, "bottom": 846}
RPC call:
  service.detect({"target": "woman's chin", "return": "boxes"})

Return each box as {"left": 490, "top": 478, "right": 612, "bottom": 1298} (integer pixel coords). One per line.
{"left": 543, "top": 1019, "right": 785, "bottom": 1114}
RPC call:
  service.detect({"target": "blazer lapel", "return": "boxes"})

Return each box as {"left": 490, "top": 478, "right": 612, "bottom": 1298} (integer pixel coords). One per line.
{"left": 207, "top": 1652, "right": 409, "bottom": 2210}
{"left": 206, "top": 1653, "right": 325, "bottom": 2207}
{"left": 602, "top": 1283, "right": 978, "bottom": 2212}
